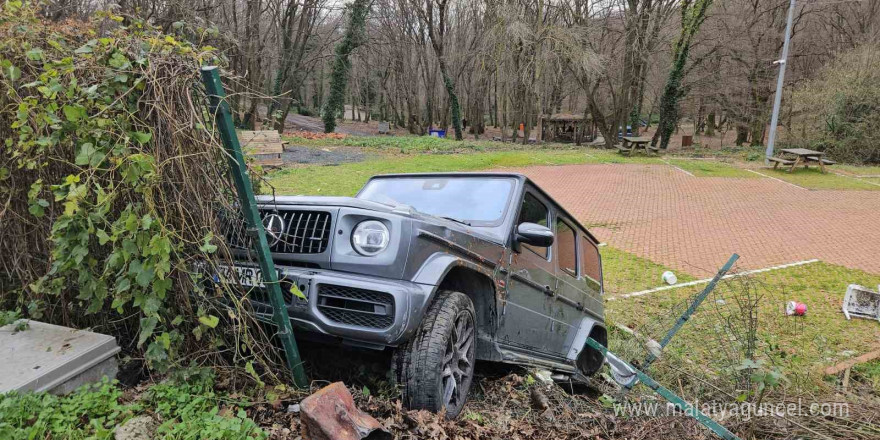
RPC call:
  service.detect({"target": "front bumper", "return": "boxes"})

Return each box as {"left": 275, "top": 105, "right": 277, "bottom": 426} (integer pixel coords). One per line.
{"left": 236, "top": 265, "right": 434, "bottom": 348}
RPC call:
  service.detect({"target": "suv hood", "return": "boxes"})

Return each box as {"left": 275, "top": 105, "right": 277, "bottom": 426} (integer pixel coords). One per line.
{"left": 254, "top": 195, "right": 503, "bottom": 242}
{"left": 255, "top": 195, "right": 401, "bottom": 214}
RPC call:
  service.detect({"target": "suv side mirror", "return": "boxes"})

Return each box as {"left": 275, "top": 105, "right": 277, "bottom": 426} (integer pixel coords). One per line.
{"left": 515, "top": 222, "right": 554, "bottom": 247}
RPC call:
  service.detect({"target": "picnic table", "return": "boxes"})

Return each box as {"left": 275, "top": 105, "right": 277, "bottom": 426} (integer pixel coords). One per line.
{"left": 618, "top": 136, "right": 658, "bottom": 155}
{"left": 768, "top": 148, "right": 836, "bottom": 173}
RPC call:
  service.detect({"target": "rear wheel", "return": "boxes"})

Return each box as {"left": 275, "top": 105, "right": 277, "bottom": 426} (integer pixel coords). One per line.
{"left": 394, "top": 290, "right": 476, "bottom": 419}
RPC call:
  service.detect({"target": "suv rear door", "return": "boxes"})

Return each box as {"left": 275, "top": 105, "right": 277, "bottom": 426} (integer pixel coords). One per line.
{"left": 552, "top": 215, "right": 604, "bottom": 355}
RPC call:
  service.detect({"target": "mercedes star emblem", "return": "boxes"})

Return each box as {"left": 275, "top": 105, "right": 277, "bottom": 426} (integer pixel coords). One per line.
{"left": 262, "top": 213, "right": 285, "bottom": 246}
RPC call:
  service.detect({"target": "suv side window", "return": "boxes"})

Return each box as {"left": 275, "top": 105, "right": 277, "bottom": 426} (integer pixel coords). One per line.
{"left": 556, "top": 218, "right": 578, "bottom": 277}
{"left": 518, "top": 192, "right": 549, "bottom": 258}
{"left": 581, "top": 235, "right": 602, "bottom": 292}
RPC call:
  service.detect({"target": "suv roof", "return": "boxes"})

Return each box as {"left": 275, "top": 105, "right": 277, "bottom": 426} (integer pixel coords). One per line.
{"left": 364, "top": 172, "right": 599, "bottom": 244}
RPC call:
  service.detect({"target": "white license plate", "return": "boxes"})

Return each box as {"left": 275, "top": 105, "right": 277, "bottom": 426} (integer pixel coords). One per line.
{"left": 216, "top": 265, "right": 265, "bottom": 288}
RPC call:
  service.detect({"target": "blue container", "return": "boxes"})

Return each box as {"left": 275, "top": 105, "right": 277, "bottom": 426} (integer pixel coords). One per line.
{"left": 429, "top": 129, "right": 446, "bottom": 138}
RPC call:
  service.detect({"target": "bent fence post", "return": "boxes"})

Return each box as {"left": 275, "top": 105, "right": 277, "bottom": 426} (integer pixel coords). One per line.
{"left": 200, "top": 66, "right": 308, "bottom": 388}
{"left": 586, "top": 337, "right": 741, "bottom": 440}
{"left": 641, "top": 253, "right": 740, "bottom": 370}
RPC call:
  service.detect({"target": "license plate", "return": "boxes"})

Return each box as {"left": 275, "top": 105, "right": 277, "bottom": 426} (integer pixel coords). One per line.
{"left": 215, "top": 264, "right": 265, "bottom": 288}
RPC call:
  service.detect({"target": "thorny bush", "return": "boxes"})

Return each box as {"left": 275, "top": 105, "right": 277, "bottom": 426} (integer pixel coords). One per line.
{"left": 0, "top": 2, "right": 280, "bottom": 377}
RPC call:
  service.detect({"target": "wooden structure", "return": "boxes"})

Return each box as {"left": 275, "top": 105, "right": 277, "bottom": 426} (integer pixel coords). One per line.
{"left": 537, "top": 113, "right": 595, "bottom": 144}
{"left": 618, "top": 136, "right": 658, "bottom": 155}
{"left": 238, "top": 130, "right": 285, "bottom": 166}
{"left": 769, "top": 148, "right": 835, "bottom": 173}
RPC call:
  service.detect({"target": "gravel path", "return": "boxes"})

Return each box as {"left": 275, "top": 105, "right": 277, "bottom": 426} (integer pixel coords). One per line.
{"left": 281, "top": 145, "right": 367, "bottom": 165}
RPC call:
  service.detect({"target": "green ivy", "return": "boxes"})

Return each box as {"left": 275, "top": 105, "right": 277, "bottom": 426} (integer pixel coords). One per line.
{"left": 322, "top": 0, "right": 371, "bottom": 133}
{"left": 0, "top": 5, "right": 224, "bottom": 371}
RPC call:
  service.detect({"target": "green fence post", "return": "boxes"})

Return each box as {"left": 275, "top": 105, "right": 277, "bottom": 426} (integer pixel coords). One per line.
{"left": 200, "top": 66, "right": 308, "bottom": 388}
{"left": 642, "top": 253, "right": 740, "bottom": 370}
{"left": 586, "top": 337, "right": 741, "bottom": 440}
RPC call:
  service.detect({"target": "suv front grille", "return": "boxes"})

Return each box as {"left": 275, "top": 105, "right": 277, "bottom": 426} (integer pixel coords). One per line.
{"left": 224, "top": 209, "right": 332, "bottom": 254}
{"left": 316, "top": 284, "right": 394, "bottom": 329}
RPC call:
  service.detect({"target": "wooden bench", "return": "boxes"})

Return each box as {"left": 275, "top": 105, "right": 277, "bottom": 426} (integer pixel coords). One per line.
{"left": 238, "top": 130, "right": 285, "bottom": 166}
{"left": 768, "top": 156, "right": 794, "bottom": 169}
{"left": 806, "top": 157, "right": 836, "bottom": 165}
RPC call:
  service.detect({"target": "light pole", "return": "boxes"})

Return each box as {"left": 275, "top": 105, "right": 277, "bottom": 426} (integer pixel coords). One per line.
{"left": 765, "top": 0, "right": 796, "bottom": 164}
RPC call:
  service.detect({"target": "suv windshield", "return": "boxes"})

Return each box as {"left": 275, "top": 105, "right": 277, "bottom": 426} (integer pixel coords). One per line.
{"left": 358, "top": 176, "right": 516, "bottom": 226}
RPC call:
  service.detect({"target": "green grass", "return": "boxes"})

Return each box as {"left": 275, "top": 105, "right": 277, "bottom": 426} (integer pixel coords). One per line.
{"left": 675, "top": 143, "right": 766, "bottom": 162}
{"left": 835, "top": 164, "right": 880, "bottom": 177}
{"left": 282, "top": 134, "right": 586, "bottom": 154}
{"left": 0, "top": 369, "right": 266, "bottom": 439}
{"left": 755, "top": 167, "right": 880, "bottom": 190}
{"left": 266, "top": 150, "right": 666, "bottom": 196}
{"left": 600, "top": 246, "right": 695, "bottom": 296}
{"left": 853, "top": 359, "right": 880, "bottom": 393}
{"left": 603, "top": 247, "right": 880, "bottom": 391}
{"left": 666, "top": 159, "right": 757, "bottom": 178}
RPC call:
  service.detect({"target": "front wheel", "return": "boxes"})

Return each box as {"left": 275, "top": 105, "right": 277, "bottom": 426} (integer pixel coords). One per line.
{"left": 393, "top": 290, "right": 476, "bottom": 419}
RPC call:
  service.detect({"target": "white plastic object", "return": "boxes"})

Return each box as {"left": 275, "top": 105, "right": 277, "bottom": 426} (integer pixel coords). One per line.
{"left": 661, "top": 271, "right": 677, "bottom": 285}
{"left": 842, "top": 284, "right": 880, "bottom": 321}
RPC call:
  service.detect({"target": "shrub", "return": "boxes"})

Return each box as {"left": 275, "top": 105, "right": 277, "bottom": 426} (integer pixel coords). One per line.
{"left": 0, "top": 372, "right": 266, "bottom": 440}
{"left": 786, "top": 44, "right": 880, "bottom": 164}
{"left": 0, "top": 4, "right": 277, "bottom": 374}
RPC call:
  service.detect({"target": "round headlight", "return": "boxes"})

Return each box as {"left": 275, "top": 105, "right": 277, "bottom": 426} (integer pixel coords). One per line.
{"left": 351, "top": 220, "right": 390, "bottom": 256}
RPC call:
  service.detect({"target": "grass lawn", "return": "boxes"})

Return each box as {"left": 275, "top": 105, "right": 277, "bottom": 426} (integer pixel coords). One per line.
{"left": 266, "top": 149, "right": 670, "bottom": 195}
{"left": 282, "top": 133, "right": 585, "bottom": 154}
{"left": 603, "top": 246, "right": 880, "bottom": 391}
{"left": 753, "top": 167, "right": 880, "bottom": 190}
{"left": 666, "top": 158, "right": 757, "bottom": 178}
{"left": 600, "top": 246, "right": 696, "bottom": 296}
{"left": 835, "top": 164, "right": 880, "bottom": 177}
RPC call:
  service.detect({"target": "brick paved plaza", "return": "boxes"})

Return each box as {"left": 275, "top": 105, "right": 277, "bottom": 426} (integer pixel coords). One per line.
{"left": 512, "top": 163, "right": 880, "bottom": 276}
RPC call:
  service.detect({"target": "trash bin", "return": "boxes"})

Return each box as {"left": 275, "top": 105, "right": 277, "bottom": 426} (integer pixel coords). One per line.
{"left": 682, "top": 135, "right": 693, "bottom": 147}
{"left": 429, "top": 129, "right": 446, "bottom": 138}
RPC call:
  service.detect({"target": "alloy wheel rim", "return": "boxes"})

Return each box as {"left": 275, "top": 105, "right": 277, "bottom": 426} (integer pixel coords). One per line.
{"left": 441, "top": 311, "right": 475, "bottom": 409}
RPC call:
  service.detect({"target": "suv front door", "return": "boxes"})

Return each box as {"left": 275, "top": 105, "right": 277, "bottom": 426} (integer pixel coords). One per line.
{"left": 497, "top": 189, "right": 560, "bottom": 355}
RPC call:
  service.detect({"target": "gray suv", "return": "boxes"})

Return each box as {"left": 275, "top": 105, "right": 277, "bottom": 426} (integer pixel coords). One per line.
{"left": 222, "top": 173, "right": 607, "bottom": 418}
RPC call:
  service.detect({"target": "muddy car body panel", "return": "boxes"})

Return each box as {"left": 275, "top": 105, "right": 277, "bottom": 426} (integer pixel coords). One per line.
{"left": 223, "top": 173, "right": 606, "bottom": 376}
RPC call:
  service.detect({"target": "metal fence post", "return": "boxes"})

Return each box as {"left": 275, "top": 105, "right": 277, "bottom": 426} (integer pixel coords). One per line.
{"left": 200, "top": 66, "right": 308, "bottom": 388}
{"left": 641, "top": 253, "right": 740, "bottom": 370}
{"left": 586, "top": 337, "right": 741, "bottom": 440}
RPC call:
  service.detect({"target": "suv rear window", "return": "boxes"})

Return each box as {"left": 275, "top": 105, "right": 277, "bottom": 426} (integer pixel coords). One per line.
{"left": 581, "top": 235, "right": 602, "bottom": 292}
{"left": 556, "top": 219, "right": 578, "bottom": 276}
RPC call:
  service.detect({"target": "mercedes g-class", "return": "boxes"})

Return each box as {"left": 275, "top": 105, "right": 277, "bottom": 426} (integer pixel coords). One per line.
{"left": 221, "top": 173, "right": 607, "bottom": 418}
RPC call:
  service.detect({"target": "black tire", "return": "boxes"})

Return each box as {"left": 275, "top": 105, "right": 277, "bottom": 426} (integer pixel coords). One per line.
{"left": 393, "top": 290, "right": 476, "bottom": 419}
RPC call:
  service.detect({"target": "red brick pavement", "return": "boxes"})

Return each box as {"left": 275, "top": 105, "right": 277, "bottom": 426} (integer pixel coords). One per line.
{"left": 509, "top": 164, "right": 880, "bottom": 276}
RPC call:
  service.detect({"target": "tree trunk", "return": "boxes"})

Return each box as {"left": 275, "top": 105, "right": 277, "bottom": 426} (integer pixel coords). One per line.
{"left": 706, "top": 111, "right": 716, "bottom": 136}
{"left": 322, "top": 0, "right": 370, "bottom": 133}
{"left": 654, "top": 0, "right": 714, "bottom": 150}
{"left": 735, "top": 124, "right": 749, "bottom": 145}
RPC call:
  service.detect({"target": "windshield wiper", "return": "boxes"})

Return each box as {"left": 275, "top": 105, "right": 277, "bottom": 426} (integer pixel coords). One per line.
{"left": 440, "top": 216, "right": 472, "bottom": 226}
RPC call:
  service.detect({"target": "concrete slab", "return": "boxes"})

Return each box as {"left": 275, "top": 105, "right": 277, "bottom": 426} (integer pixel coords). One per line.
{"left": 1, "top": 320, "right": 120, "bottom": 394}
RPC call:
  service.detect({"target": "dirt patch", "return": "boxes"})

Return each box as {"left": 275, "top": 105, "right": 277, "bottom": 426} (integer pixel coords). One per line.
{"left": 281, "top": 145, "right": 367, "bottom": 166}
